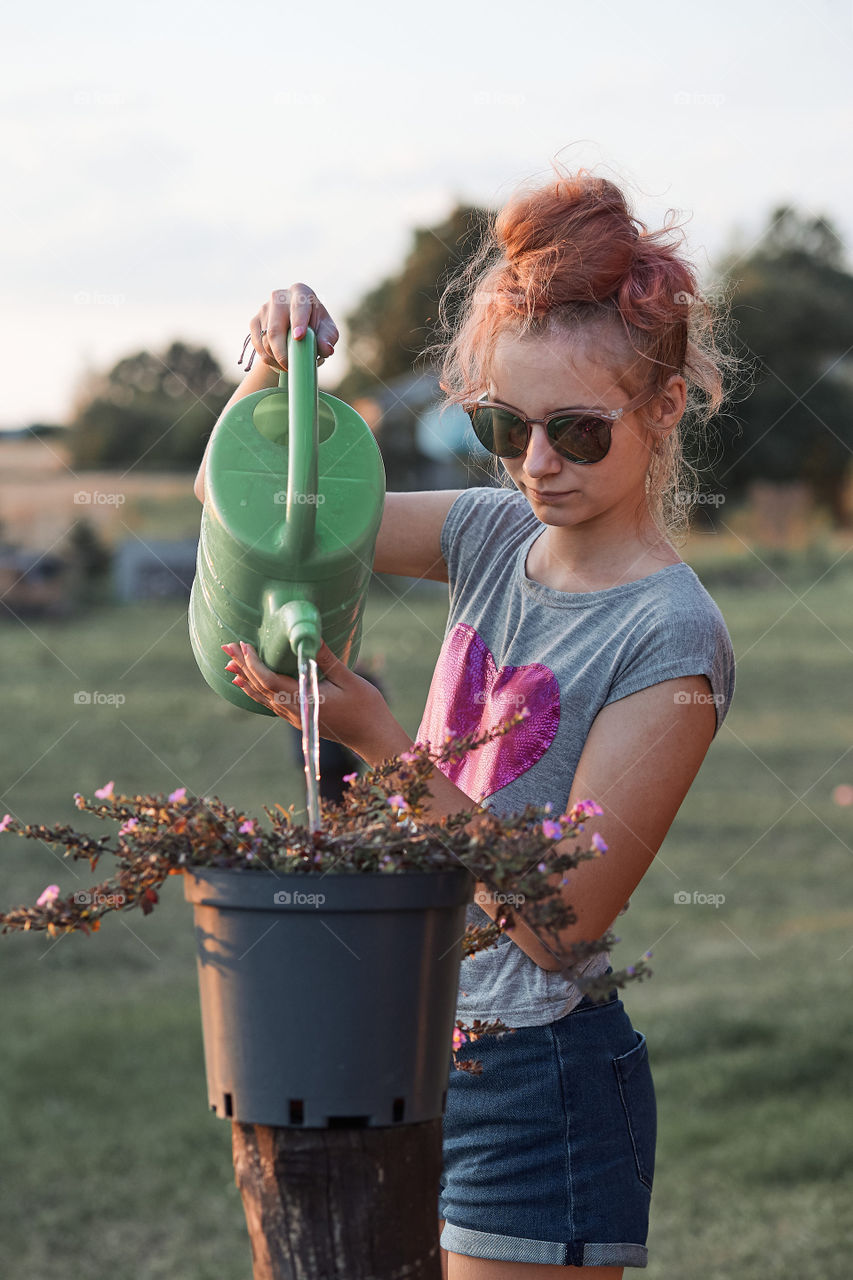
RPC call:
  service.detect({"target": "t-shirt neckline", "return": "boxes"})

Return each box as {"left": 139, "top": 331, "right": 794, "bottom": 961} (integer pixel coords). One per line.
{"left": 516, "top": 524, "right": 692, "bottom": 607}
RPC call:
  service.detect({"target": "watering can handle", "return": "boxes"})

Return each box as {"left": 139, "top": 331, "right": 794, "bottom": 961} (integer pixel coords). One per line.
{"left": 278, "top": 326, "right": 319, "bottom": 560}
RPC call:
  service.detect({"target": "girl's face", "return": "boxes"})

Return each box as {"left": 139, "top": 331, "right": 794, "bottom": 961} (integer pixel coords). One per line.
{"left": 489, "top": 328, "right": 664, "bottom": 529}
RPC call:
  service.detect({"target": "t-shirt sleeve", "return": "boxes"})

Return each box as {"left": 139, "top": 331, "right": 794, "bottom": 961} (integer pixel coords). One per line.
{"left": 440, "top": 487, "right": 517, "bottom": 605}
{"left": 602, "top": 603, "right": 736, "bottom": 736}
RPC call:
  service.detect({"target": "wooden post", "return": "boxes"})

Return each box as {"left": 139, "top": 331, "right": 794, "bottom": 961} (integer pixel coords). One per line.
{"left": 232, "top": 1118, "right": 444, "bottom": 1279}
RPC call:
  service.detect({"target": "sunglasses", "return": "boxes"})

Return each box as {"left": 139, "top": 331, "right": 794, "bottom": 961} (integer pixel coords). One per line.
{"left": 463, "top": 387, "right": 658, "bottom": 463}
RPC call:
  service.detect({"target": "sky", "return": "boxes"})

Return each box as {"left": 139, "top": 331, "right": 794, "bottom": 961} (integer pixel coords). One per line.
{"left": 1, "top": 0, "right": 851, "bottom": 428}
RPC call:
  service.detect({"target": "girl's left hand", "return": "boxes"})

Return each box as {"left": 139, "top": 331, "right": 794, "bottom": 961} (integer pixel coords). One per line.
{"left": 221, "top": 639, "right": 391, "bottom": 755}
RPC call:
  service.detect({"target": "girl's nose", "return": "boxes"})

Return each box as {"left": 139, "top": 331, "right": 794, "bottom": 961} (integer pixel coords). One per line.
{"left": 522, "top": 424, "right": 563, "bottom": 477}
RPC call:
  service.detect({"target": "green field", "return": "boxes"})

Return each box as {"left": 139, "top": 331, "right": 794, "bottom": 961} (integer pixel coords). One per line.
{"left": 1, "top": 550, "right": 852, "bottom": 1278}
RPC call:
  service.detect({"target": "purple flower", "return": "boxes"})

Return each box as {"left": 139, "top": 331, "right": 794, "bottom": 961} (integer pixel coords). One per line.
{"left": 542, "top": 819, "right": 562, "bottom": 841}
{"left": 591, "top": 832, "right": 608, "bottom": 854}
{"left": 238, "top": 819, "right": 255, "bottom": 835}
{"left": 94, "top": 781, "right": 115, "bottom": 800}
{"left": 36, "top": 884, "right": 60, "bottom": 908}
{"left": 0, "top": 814, "right": 12, "bottom": 832}
{"left": 118, "top": 818, "right": 139, "bottom": 836}
{"left": 72, "top": 793, "right": 85, "bottom": 810}
{"left": 537, "top": 861, "right": 548, "bottom": 873}
{"left": 343, "top": 772, "right": 358, "bottom": 784}
{"left": 400, "top": 751, "right": 419, "bottom": 763}
{"left": 387, "top": 795, "right": 408, "bottom": 812}
{"left": 168, "top": 787, "right": 187, "bottom": 804}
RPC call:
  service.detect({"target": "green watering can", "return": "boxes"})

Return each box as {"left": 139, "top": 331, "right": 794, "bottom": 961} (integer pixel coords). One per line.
{"left": 189, "top": 326, "right": 386, "bottom": 716}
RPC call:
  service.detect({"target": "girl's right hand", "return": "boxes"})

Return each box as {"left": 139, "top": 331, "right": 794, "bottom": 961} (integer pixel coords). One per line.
{"left": 248, "top": 284, "right": 339, "bottom": 372}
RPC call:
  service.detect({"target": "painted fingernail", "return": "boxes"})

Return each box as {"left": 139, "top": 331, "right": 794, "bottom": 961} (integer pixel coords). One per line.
{"left": 292, "top": 325, "right": 305, "bottom": 340}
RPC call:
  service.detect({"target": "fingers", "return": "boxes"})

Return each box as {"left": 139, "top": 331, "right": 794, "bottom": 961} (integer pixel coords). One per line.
{"left": 256, "top": 284, "right": 339, "bottom": 372}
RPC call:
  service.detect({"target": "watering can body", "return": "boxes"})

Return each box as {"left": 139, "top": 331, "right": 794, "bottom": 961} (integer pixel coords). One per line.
{"left": 189, "top": 328, "right": 386, "bottom": 716}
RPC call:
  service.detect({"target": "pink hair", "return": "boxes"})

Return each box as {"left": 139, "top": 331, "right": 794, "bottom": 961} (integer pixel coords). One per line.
{"left": 424, "top": 161, "right": 741, "bottom": 544}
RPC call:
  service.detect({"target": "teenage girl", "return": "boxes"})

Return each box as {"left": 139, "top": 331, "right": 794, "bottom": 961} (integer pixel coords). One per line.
{"left": 194, "top": 166, "right": 736, "bottom": 1278}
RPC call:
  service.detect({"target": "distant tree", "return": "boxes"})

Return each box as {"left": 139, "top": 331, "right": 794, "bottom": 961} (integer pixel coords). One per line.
{"left": 69, "top": 341, "right": 237, "bottom": 470}
{"left": 718, "top": 205, "right": 853, "bottom": 523}
{"left": 332, "top": 204, "right": 491, "bottom": 402}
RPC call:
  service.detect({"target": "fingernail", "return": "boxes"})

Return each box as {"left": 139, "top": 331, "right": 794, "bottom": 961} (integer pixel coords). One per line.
{"left": 239, "top": 641, "right": 248, "bottom": 653}
{"left": 293, "top": 325, "right": 305, "bottom": 340}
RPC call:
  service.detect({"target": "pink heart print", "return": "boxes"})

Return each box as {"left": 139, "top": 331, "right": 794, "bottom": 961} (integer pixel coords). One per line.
{"left": 416, "top": 623, "right": 561, "bottom": 802}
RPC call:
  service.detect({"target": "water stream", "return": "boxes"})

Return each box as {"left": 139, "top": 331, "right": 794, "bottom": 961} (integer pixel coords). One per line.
{"left": 297, "top": 645, "right": 322, "bottom": 832}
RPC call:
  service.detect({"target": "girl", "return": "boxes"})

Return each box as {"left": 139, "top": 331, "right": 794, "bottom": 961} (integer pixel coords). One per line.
{"left": 195, "top": 165, "right": 737, "bottom": 1277}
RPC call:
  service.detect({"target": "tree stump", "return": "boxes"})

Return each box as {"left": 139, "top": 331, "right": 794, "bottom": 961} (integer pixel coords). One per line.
{"left": 232, "top": 1118, "right": 444, "bottom": 1279}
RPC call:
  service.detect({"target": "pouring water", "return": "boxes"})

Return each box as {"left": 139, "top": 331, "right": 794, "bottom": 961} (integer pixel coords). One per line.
{"left": 297, "top": 643, "right": 322, "bottom": 833}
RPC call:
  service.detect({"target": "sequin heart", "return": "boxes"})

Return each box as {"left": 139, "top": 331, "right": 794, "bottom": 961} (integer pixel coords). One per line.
{"left": 416, "top": 623, "right": 560, "bottom": 801}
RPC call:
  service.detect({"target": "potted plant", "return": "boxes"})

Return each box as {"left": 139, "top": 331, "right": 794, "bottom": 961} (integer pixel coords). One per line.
{"left": 0, "top": 715, "right": 651, "bottom": 1129}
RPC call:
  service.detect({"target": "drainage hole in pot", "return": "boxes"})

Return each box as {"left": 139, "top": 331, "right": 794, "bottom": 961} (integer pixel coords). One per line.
{"left": 327, "top": 1115, "right": 369, "bottom": 1129}
{"left": 223, "top": 1093, "right": 233, "bottom": 1118}
{"left": 392, "top": 1097, "right": 406, "bottom": 1122}
{"left": 289, "top": 1099, "right": 304, "bottom": 1125}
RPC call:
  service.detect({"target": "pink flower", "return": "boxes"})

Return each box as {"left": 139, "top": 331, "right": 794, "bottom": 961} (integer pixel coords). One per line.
{"left": 119, "top": 818, "right": 139, "bottom": 836}
{"left": 566, "top": 799, "right": 604, "bottom": 824}
{"left": 833, "top": 784, "right": 853, "bottom": 807}
{"left": 452, "top": 1026, "right": 468, "bottom": 1051}
{"left": 542, "top": 819, "right": 562, "bottom": 841}
{"left": 94, "top": 781, "right": 115, "bottom": 800}
{"left": 168, "top": 787, "right": 187, "bottom": 804}
{"left": 343, "top": 772, "right": 358, "bottom": 784}
{"left": 591, "top": 832, "right": 608, "bottom": 853}
{"left": 400, "top": 751, "right": 419, "bottom": 763}
{"left": 36, "top": 884, "right": 60, "bottom": 908}
{"left": 238, "top": 819, "right": 255, "bottom": 835}
{"left": 537, "top": 861, "right": 548, "bottom": 873}
{"left": 0, "top": 814, "right": 12, "bottom": 832}
{"left": 387, "top": 795, "right": 408, "bottom": 812}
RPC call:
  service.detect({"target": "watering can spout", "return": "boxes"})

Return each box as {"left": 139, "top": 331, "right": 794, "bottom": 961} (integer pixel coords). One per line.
{"left": 259, "top": 593, "right": 322, "bottom": 673}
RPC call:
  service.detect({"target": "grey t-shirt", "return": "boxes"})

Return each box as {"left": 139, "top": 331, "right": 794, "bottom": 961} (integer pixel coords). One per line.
{"left": 415, "top": 486, "right": 736, "bottom": 1027}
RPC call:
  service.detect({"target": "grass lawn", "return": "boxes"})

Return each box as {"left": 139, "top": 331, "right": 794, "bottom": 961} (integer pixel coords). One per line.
{"left": 1, "top": 550, "right": 852, "bottom": 1278}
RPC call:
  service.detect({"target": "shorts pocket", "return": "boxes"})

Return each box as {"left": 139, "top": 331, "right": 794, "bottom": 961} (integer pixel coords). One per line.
{"left": 612, "top": 1029, "right": 657, "bottom": 1191}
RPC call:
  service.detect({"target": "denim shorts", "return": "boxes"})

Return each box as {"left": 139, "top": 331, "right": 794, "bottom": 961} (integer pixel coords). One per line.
{"left": 438, "top": 979, "right": 656, "bottom": 1268}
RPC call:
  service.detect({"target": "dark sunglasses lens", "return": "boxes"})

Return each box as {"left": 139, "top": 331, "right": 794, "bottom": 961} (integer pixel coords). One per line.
{"left": 467, "top": 406, "right": 527, "bottom": 458}
{"left": 549, "top": 415, "right": 611, "bottom": 463}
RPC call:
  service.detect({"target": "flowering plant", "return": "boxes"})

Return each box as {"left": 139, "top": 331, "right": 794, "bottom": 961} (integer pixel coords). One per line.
{"left": 0, "top": 714, "right": 651, "bottom": 1073}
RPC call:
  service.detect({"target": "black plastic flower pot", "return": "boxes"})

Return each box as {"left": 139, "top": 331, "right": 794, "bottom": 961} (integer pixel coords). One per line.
{"left": 183, "top": 866, "right": 473, "bottom": 1128}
